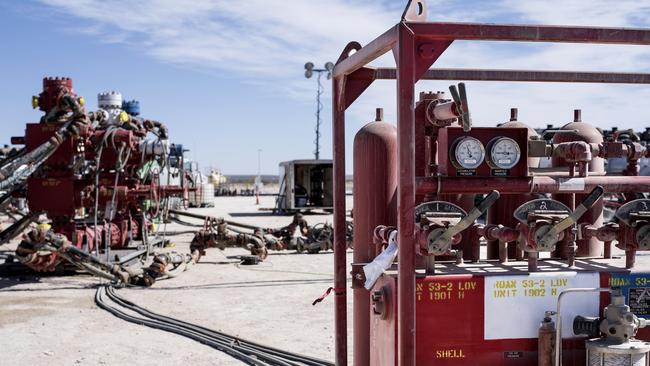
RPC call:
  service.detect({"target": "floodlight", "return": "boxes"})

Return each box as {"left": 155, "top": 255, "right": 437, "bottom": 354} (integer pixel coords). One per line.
{"left": 324, "top": 62, "right": 334, "bottom": 72}
{"left": 305, "top": 70, "right": 313, "bottom": 78}
{"left": 304, "top": 62, "right": 314, "bottom": 71}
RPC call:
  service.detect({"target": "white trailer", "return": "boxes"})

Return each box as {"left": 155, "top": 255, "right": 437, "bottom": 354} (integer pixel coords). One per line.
{"left": 275, "top": 159, "right": 333, "bottom": 213}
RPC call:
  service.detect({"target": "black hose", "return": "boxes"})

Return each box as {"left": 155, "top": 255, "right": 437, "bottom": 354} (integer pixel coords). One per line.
{"left": 95, "top": 286, "right": 272, "bottom": 366}
{"left": 104, "top": 286, "right": 326, "bottom": 366}
{"left": 156, "top": 230, "right": 198, "bottom": 236}
{"left": 96, "top": 285, "right": 333, "bottom": 366}
{"left": 0, "top": 212, "right": 36, "bottom": 245}
{"left": 168, "top": 216, "right": 203, "bottom": 227}
{"left": 105, "top": 287, "right": 328, "bottom": 366}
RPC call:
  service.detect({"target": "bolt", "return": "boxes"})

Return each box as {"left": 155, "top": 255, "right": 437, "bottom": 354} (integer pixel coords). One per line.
{"left": 418, "top": 43, "right": 437, "bottom": 59}
{"left": 371, "top": 291, "right": 382, "bottom": 302}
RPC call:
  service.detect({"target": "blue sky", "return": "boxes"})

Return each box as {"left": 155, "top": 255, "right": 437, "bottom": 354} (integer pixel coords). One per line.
{"left": 2, "top": 1, "right": 650, "bottom": 174}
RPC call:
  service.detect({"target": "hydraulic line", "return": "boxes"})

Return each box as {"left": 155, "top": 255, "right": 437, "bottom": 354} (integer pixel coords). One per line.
{"left": 96, "top": 285, "right": 333, "bottom": 366}
{"left": 169, "top": 210, "right": 260, "bottom": 231}
{"left": 105, "top": 286, "right": 329, "bottom": 366}
{"left": 154, "top": 230, "right": 197, "bottom": 237}
{"left": 0, "top": 191, "right": 14, "bottom": 210}
{"left": 95, "top": 287, "right": 271, "bottom": 366}
{"left": 168, "top": 216, "right": 203, "bottom": 227}
{"left": 40, "top": 233, "right": 126, "bottom": 281}
{"left": 168, "top": 213, "right": 259, "bottom": 237}
{"left": 104, "top": 143, "right": 132, "bottom": 263}
{"left": 0, "top": 119, "right": 76, "bottom": 191}
{"left": 0, "top": 147, "right": 26, "bottom": 168}
{"left": 0, "top": 212, "right": 37, "bottom": 245}
{"left": 93, "top": 143, "right": 104, "bottom": 257}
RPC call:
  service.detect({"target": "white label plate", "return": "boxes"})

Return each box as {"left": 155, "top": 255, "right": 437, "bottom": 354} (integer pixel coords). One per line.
{"left": 558, "top": 177, "right": 586, "bottom": 192}
{"left": 484, "top": 272, "right": 599, "bottom": 340}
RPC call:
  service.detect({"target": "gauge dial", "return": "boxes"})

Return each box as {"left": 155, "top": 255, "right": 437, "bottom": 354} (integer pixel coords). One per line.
{"left": 452, "top": 137, "right": 485, "bottom": 169}
{"left": 488, "top": 137, "right": 521, "bottom": 169}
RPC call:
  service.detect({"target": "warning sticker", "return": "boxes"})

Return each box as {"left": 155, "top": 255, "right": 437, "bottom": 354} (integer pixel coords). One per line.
{"left": 484, "top": 272, "right": 599, "bottom": 340}
{"left": 609, "top": 273, "right": 650, "bottom": 317}
{"left": 629, "top": 288, "right": 650, "bottom": 315}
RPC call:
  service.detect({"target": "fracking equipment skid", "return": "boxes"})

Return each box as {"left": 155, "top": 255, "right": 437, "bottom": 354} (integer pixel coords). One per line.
{"left": 332, "top": 1, "right": 650, "bottom": 365}
{"left": 0, "top": 77, "right": 234, "bottom": 285}
{"left": 0, "top": 79, "right": 349, "bottom": 284}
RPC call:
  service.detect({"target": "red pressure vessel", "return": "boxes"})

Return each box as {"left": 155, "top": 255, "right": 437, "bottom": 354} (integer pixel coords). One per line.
{"left": 352, "top": 108, "right": 397, "bottom": 366}
{"left": 38, "top": 77, "right": 74, "bottom": 113}
{"left": 552, "top": 109, "right": 605, "bottom": 257}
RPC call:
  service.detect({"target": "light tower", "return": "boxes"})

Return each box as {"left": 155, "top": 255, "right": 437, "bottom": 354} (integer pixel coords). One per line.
{"left": 304, "top": 61, "right": 333, "bottom": 160}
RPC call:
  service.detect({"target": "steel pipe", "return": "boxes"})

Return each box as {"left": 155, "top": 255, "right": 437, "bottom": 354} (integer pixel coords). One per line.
{"left": 416, "top": 176, "right": 650, "bottom": 195}
{"left": 332, "top": 26, "right": 398, "bottom": 78}
{"left": 409, "top": 22, "right": 650, "bottom": 45}
{"left": 169, "top": 210, "right": 258, "bottom": 231}
{"left": 332, "top": 77, "right": 348, "bottom": 366}
{"left": 375, "top": 68, "right": 650, "bottom": 84}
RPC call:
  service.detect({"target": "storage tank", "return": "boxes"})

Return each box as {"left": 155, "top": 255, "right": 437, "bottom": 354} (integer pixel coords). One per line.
{"left": 352, "top": 108, "right": 397, "bottom": 366}
{"left": 189, "top": 180, "right": 214, "bottom": 208}
{"left": 552, "top": 109, "right": 605, "bottom": 257}
{"left": 97, "top": 91, "right": 125, "bottom": 126}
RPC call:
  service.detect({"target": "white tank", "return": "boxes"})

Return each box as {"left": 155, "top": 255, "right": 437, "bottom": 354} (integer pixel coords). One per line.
{"left": 98, "top": 91, "right": 123, "bottom": 109}
{"left": 200, "top": 183, "right": 214, "bottom": 207}
{"left": 189, "top": 183, "right": 214, "bottom": 207}
{"left": 97, "top": 91, "right": 125, "bottom": 127}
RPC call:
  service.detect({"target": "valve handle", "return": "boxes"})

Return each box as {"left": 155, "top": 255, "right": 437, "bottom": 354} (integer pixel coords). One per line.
{"left": 432, "top": 190, "right": 500, "bottom": 246}
{"left": 449, "top": 84, "right": 460, "bottom": 105}
{"left": 476, "top": 189, "right": 500, "bottom": 214}
{"left": 458, "top": 82, "right": 471, "bottom": 132}
{"left": 537, "top": 186, "right": 604, "bottom": 248}
{"left": 553, "top": 185, "right": 604, "bottom": 234}
{"left": 449, "top": 82, "right": 471, "bottom": 132}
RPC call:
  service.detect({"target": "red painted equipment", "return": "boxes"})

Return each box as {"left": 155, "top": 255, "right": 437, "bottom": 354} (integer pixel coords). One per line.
{"left": 9, "top": 77, "right": 187, "bottom": 272}
{"left": 352, "top": 108, "right": 397, "bottom": 366}
{"left": 488, "top": 108, "right": 541, "bottom": 261}
{"left": 332, "top": 1, "right": 650, "bottom": 365}
{"left": 552, "top": 110, "right": 606, "bottom": 259}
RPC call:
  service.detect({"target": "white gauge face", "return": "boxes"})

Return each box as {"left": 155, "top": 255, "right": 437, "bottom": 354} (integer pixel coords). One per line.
{"left": 489, "top": 137, "right": 521, "bottom": 169}
{"left": 453, "top": 137, "right": 485, "bottom": 169}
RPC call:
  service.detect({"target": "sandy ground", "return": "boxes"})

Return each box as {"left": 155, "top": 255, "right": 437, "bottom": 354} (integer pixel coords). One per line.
{"left": 0, "top": 195, "right": 354, "bottom": 365}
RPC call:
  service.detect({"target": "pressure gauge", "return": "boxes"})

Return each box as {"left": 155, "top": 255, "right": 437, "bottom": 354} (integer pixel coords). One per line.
{"left": 451, "top": 136, "right": 485, "bottom": 169}
{"left": 487, "top": 137, "right": 521, "bottom": 169}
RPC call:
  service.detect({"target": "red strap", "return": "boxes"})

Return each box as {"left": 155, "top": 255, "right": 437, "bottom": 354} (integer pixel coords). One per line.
{"left": 312, "top": 287, "right": 345, "bottom": 306}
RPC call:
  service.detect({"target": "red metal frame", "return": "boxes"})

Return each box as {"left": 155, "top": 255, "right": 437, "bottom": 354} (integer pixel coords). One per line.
{"left": 332, "top": 3, "right": 650, "bottom": 365}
